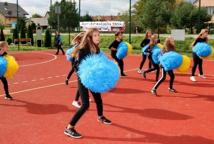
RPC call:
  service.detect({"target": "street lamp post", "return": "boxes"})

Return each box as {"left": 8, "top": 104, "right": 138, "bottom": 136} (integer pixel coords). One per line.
{"left": 129, "top": 0, "right": 131, "bottom": 43}
{"left": 55, "top": 2, "right": 61, "bottom": 32}
{"left": 17, "top": 0, "right": 19, "bottom": 51}
{"left": 78, "top": 0, "right": 81, "bottom": 32}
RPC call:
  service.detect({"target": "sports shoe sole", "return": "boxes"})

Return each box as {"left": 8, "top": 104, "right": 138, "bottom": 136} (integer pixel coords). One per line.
{"left": 64, "top": 131, "right": 82, "bottom": 139}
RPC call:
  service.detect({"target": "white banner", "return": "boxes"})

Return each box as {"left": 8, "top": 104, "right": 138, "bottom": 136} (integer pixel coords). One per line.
{"left": 80, "top": 21, "right": 125, "bottom": 32}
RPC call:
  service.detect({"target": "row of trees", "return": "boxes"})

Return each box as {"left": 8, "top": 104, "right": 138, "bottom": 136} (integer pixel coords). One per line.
{"left": 12, "top": 18, "right": 35, "bottom": 45}
{"left": 47, "top": 0, "right": 211, "bottom": 34}
{"left": 121, "top": 0, "right": 211, "bottom": 34}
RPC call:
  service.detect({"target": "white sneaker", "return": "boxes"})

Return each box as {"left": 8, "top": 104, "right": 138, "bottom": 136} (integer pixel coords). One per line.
{"left": 89, "top": 98, "right": 92, "bottom": 102}
{"left": 137, "top": 69, "right": 142, "bottom": 74}
{"left": 198, "top": 74, "right": 206, "bottom": 79}
{"left": 72, "top": 101, "right": 81, "bottom": 108}
{"left": 190, "top": 76, "right": 196, "bottom": 82}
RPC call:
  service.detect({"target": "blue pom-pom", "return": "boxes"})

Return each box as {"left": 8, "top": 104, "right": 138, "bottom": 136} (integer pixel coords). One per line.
{"left": 193, "top": 42, "right": 212, "bottom": 57}
{"left": 116, "top": 41, "right": 128, "bottom": 59}
{"left": 141, "top": 44, "right": 149, "bottom": 53}
{"left": 151, "top": 45, "right": 161, "bottom": 64}
{"left": 78, "top": 53, "right": 120, "bottom": 93}
{"left": 0, "top": 56, "right": 7, "bottom": 77}
{"left": 66, "top": 47, "right": 75, "bottom": 61}
{"left": 160, "top": 51, "right": 183, "bottom": 71}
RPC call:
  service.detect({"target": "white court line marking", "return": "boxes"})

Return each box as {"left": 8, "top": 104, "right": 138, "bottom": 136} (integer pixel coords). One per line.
{"left": 1, "top": 68, "right": 213, "bottom": 97}
{"left": 13, "top": 82, "right": 19, "bottom": 85}
{"left": 19, "top": 52, "right": 57, "bottom": 67}
{"left": 10, "top": 75, "right": 66, "bottom": 86}
{"left": 0, "top": 80, "right": 77, "bottom": 97}
{"left": 0, "top": 68, "right": 137, "bottom": 97}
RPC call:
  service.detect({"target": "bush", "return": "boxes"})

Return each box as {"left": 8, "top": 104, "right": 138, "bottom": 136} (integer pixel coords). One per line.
{"left": 44, "top": 29, "right": 52, "bottom": 47}
{"left": 0, "top": 28, "right": 5, "bottom": 41}
{"left": 7, "top": 38, "right": 12, "bottom": 45}
{"left": 27, "top": 25, "right": 34, "bottom": 45}
{"left": 13, "top": 27, "right": 19, "bottom": 44}
{"left": 20, "top": 27, "right": 26, "bottom": 44}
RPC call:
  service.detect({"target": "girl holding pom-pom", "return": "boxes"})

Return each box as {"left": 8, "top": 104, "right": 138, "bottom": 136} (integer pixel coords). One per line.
{"left": 190, "top": 29, "right": 208, "bottom": 82}
{"left": 0, "top": 41, "right": 12, "bottom": 100}
{"left": 65, "top": 32, "right": 85, "bottom": 85}
{"left": 64, "top": 28, "right": 111, "bottom": 139}
{"left": 65, "top": 32, "right": 85, "bottom": 109}
{"left": 142, "top": 34, "right": 160, "bottom": 82}
{"left": 109, "top": 31, "right": 127, "bottom": 76}
{"left": 151, "top": 37, "right": 177, "bottom": 96}
{"left": 138, "top": 30, "right": 152, "bottom": 73}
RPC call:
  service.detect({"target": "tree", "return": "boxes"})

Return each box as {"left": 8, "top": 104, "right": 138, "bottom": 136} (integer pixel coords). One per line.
{"left": 20, "top": 26, "right": 26, "bottom": 44}
{"left": 48, "top": 0, "right": 79, "bottom": 31}
{"left": 141, "top": 0, "right": 175, "bottom": 34}
{"left": 0, "top": 28, "right": 5, "bottom": 41}
{"left": 171, "top": 2, "right": 211, "bottom": 33}
{"left": 32, "top": 13, "right": 42, "bottom": 18}
{"left": 17, "top": 17, "right": 26, "bottom": 32}
{"left": 171, "top": 2, "right": 194, "bottom": 30}
{"left": 27, "top": 24, "right": 34, "bottom": 45}
{"left": 191, "top": 8, "right": 211, "bottom": 33}
{"left": 44, "top": 29, "right": 52, "bottom": 47}
{"left": 31, "top": 22, "right": 37, "bottom": 33}
{"left": 119, "top": 11, "right": 137, "bottom": 33}
{"left": 133, "top": 0, "right": 176, "bottom": 34}
{"left": 13, "top": 27, "right": 19, "bottom": 44}
{"left": 81, "top": 13, "right": 93, "bottom": 21}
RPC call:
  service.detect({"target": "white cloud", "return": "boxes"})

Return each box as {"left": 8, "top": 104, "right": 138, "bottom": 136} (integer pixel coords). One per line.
{"left": 3, "top": 0, "right": 137, "bottom": 17}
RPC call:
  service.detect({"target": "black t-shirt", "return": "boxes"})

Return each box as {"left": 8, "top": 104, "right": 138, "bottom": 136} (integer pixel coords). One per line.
{"left": 109, "top": 40, "right": 121, "bottom": 56}
{"left": 193, "top": 38, "right": 207, "bottom": 46}
{"left": 77, "top": 48, "right": 100, "bottom": 71}
{"left": 140, "top": 39, "right": 150, "bottom": 47}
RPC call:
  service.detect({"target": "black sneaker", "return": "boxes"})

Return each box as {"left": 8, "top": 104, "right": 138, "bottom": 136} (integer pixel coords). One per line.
{"left": 98, "top": 116, "right": 112, "bottom": 125}
{"left": 4, "top": 95, "right": 13, "bottom": 100}
{"left": 64, "top": 128, "right": 82, "bottom": 139}
{"left": 121, "top": 73, "right": 127, "bottom": 76}
{"left": 65, "top": 79, "right": 69, "bottom": 85}
{"left": 151, "top": 89, "right": 157, "bottom": 96}
{"left": 168, "top": 88, "right": 177, "bottom": 93}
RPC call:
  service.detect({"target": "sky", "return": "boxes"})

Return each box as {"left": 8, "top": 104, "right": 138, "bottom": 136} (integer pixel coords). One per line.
{"left": 2, "top": 0, "right": 138, "bottom": 17}
{"left": 1, "top": 0, "right": 194, "bottom": 17}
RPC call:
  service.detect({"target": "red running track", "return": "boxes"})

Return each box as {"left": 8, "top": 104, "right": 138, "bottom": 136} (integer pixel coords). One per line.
{"left": 0, "top": 50, "right": 214, "bottom": 144}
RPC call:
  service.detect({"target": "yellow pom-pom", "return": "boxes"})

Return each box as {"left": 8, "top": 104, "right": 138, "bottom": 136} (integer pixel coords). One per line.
{"left": 176, "top": 55, "right": 191, "bottom": 73}
{"left": 4, "top": 55, "right": 19, "bottom": 78}
{"left": 157, "top": 43, "right": 164, "bottom": 49}
{"left": 205, "top": 47, "right": 214, "bottom": 59}
{"left": 125, "top": 42, "right": 133, "bottom": 54}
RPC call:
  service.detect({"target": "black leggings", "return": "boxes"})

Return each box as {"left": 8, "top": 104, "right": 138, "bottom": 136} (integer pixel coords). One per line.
{"left": 69, "top": 79, "right": 103, "bottom": 126}
{"left": 56, "top": 45, "right": 65, "bottom": 55}
{"left": 152, "top": 67, "right": 175, "bottom": 90}
{"left": 66, "top": 62, "right": 75, "bottom": 80}
{"left": 74, "top": 89, "right": 80, "bottom": 101}
{"left": 112, "top": 54, "right": 124, "bottom": 75}
{"left": 144, "top": 60, "right": 160, "bottom": 81}
{"left": 139, "top": 54, "right": 152, "bottom": 70}
{"left": 192, "top": 52, "right": 203, "bottom": 76}
{"left": 0, "top": 77, "right": 9, "bottom": 96}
